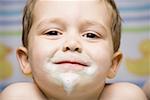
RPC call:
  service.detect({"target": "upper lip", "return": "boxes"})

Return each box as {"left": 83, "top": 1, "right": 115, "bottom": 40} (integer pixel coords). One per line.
{"left": 50, "top": 53, "right": 91, "bottom": 67}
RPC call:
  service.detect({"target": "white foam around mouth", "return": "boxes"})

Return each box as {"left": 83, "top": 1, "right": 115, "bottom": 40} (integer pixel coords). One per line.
{"left": 45, "top": 55, "right": 98, "bottom": 94}
{"left": 49, "top": 64, "right": 97, "bottom": 94}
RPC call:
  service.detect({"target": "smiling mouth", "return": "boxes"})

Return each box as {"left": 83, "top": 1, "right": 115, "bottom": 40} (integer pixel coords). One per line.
{"left": 55, "top": 61, "right": 88, "bottom": 66}
{"left": 54, "top": 61, "right": 89, "bottom": 71}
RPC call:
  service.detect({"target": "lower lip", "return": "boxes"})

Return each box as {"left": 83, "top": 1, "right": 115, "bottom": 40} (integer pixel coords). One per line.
{"left": 56, "top": 63, "right": 85, "bottom": 71}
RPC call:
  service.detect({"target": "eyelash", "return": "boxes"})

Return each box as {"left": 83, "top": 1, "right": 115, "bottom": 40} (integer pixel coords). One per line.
{"left": 82, "top": 31, "right": 101, "bottom": 39}
{"left": 44, "top": 29, "right": 102, "bottom": 40}
{"left": 45, "top": 29, "right": 63, "bottom": 36}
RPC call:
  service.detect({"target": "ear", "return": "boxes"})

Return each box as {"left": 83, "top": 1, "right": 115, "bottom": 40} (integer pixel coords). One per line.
{"left": 107, "top": 51, "right": 123, "bottom": 79}
{"left": 16, "top": 46, "right": 32, "bottom": 75}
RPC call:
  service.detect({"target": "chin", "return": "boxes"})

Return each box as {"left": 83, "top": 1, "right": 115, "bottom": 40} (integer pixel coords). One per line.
{"left": 34, "top": 63, "right": 103, "bottom": 97}
{"left": 34, "top": 71, "right": 105, "bottom": 100}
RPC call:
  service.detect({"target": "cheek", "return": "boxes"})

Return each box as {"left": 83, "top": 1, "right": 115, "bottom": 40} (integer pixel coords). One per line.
{"left": 28, "top": 37, "right": 59, "bottom": 69}
{"left": 87, "top": 45, "right": 113, "bottom": 82}
{"left": 84, "top": 42, "right": 113, "bottom": 71}
{"left": 30, "top": 42, "right": 47, "bottom": 62}
{"left": 28, "top": 37, "right": 63, "bottom": 83}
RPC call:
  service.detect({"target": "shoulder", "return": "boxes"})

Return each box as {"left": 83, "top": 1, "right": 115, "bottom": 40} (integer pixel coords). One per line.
{"left": 1, "top": 82, "right": 38, "bottom": 95}
{"left": 143, "top": 80, "right": 150, "bottom": 99}
{"left": 101, "top": 82, "right": 147, "bottom": 100}
{"left": 0, "top": 82, "right": 46, "bottom": 100}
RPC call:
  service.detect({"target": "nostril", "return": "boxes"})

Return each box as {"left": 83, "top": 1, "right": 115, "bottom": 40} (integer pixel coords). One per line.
{"left": 66, "top": 47, "right": 70, "bottom": 51}
{"left": 75, "top": 48, "right": 82, "bottom": 53}
{"left": 75, "top": 48, "right": 79, "bottom": 51}
{"left": 62, "top": 42, "right": 82, "bottom": 53}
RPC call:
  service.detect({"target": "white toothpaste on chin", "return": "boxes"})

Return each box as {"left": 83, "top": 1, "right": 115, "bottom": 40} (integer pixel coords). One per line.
{"left": 59, "top": 72, "right": 80, "bottom": 94}
{"left": 44, "top": 60, "right": 98, "bottom": 94}
{"left": 57, "top": 65, "right": 97, "bottom": 94}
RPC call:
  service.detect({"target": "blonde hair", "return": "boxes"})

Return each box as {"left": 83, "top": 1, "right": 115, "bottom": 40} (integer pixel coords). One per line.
{"left": 22, "top": 0, "right": 122, "bottom": 52}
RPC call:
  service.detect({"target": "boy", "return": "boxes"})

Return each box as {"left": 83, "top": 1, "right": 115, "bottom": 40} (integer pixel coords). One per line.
{"left": 0, "top": 0, "right": 147, "bottom": 100}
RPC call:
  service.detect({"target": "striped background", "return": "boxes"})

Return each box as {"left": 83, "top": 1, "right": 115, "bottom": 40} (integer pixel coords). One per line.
{"left": 0, "top": 0, "right": 149, "bottom": 35}
{"left": 0, "top": 0, "right": 150, "bottom": 91}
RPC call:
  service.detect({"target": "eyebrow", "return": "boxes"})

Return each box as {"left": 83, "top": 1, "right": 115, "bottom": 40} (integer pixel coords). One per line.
{"left": 36, "top": 18, "right": 109, "bottom": 34}
{"left": 37, "top": 18, "right": 66, "bottom": 30}
{"left": 79, "top": 20, "right": 108, "bottom": 33}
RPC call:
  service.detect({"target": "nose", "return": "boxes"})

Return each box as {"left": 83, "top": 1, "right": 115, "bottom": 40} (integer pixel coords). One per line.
{"left": 62, "top": 40, "right": 82, "bottom": 53}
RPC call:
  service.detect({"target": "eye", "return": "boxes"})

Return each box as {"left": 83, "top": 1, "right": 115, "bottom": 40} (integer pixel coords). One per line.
{"left": 45, "top": 30, "right": 62, "bottom": 36}
{"left": 82, "top": 31, "right": 100, "bottom": 39}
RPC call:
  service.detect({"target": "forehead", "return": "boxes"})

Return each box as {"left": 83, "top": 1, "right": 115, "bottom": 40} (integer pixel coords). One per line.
{"left": 32, "top": 0, "right": 112, "bottom": 28}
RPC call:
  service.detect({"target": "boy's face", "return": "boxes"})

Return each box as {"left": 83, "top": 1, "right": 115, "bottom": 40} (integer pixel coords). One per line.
{"left": 17, "top": 0, "right": 122, "bottom": 98}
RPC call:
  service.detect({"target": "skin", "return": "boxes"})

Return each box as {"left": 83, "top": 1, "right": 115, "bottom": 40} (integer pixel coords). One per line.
{"left": 0, "top": 0, "right": 147, "bottom": 100}
{"left": 16, "top": 0, "right": 122, "bottom": 99}
{"left": 0, "top": 82, "right": 147, "bottom": 100}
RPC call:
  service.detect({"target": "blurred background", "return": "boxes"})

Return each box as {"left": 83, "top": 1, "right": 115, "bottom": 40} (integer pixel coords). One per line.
{"left": 0, "top": 0, "right": 150, "bottom": 92}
